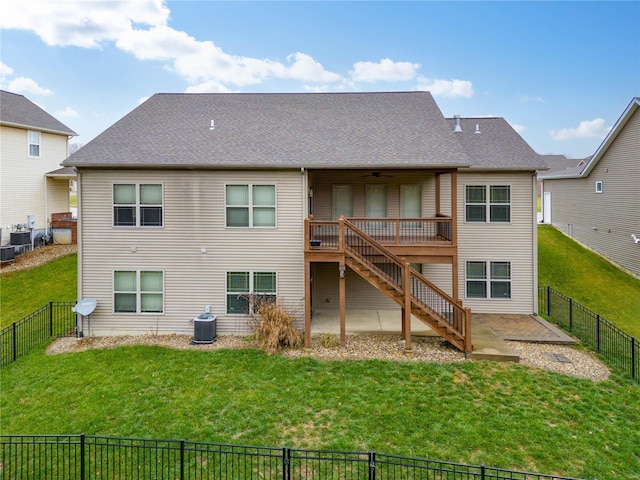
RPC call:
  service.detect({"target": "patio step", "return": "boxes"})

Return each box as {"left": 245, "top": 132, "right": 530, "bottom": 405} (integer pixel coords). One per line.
{"left": 467, "top": 326, "right": 520, "bottom": 363}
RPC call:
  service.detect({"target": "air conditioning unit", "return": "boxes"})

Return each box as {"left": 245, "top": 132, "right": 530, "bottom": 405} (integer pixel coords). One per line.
{"left": 10, "top": 231, "right": 30, "bottom": 246}
{"left": 0, "top": 246, "right": 15, "bottom": 262}
{"left": 193, "top": 313, "right": 217, "bottom": 344}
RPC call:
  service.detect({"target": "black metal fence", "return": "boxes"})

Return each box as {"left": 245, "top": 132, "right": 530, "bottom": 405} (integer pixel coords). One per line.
{"left": 539, "top": 286, "right": 639, "bottom": 383}
{"left": 0, "top": 301, "right": 76, "bottom": 368}
{"left": 0, "top": 434, "right": 585, "bottom": 480}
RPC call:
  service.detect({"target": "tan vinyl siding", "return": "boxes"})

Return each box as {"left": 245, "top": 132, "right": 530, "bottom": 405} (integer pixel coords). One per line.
{"left": 543, "top": 109, "right": 640, "bottom": 277}
{"left": 1, "top": 126, "right": 69, "bottom": 233}
{"left": 457, "top": 171, "right": 536, "bottom": 313}
{"left": 78, "top": 169, "right": 305, "bottom": 336}
{"left": 312, "top": 263, "right": 398, "bottom": 310}
{"left": 46, "top": 178, "right": 71, "bottom": 217}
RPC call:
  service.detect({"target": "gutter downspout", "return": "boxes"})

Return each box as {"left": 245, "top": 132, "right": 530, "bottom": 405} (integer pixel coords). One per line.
{"left": 76, "top": 168, "right": 84, "bottom": 337}
{"left": 532, "top": 173, "right": 539, "bottom": 315}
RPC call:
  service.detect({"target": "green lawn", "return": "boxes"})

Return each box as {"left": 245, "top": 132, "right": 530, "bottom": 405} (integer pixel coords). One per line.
{"left": 0, "top": 253, "right": 77, "bottom": 328}
{"left": 2, "top": 345, "right": 638, "bottom": 479}
{"left": 538, "top": 225, "right": 640, "bottom": 337}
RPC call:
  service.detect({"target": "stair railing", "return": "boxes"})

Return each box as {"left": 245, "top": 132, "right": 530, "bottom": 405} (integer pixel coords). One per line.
{"left": 341, "top": 217, "right": 471, "bottom": 352}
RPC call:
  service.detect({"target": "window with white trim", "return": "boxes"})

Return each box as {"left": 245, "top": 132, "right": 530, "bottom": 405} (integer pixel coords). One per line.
{"left": 28, "top": 130, "right": 41, "bottom": 157}
{"left": 114, "top": 270, "right": 164, "bottom": 313}
{"left": 465, "top": 185, "right": 511, "bottom": 223}
{"left": 226, "top": 271, "right": 277, "bottom": 314}
{"left": 466, "top": 261, "right": 511, "bottom": 299}
{"left": 226, "top": 184, "right": 276, "bottom": 227}
{"left": 332, "top": 185, "right": 353, "bottom": 220}
{"left": 595, "top": 181, "right": 603, "bottom": 194}
{"left": 113, "top": 184, "right": 163, "bottom": 227}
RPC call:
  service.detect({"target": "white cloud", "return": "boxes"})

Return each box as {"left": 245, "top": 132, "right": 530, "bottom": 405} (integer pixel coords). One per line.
{"left": 416, "top": 77, "right": 474, "bottom": 98}
{"left": 1, "top": 0, "right": 170, "bottom": 49}
{"left": 0, "top": 61, "right": 15, "bottom": 77}
{"left": 6, "top": 76, "right": 53, "bottom": 95}
{"left": 185, "top": 81, "right": 236, "bottom": 94}
{"left": 55, "top": 106, "right": 78, "bottom": 118}
{"left": 550, "top": 118, "right": 612, "bottom": 140}
{"left": 2, "top": 1, "right": 343, "bottom": 89}
{"left": 510, "top": 123, "right": 525, "bottom": 134}
{"left": 350, "top": 58, "right": 420, "bottom": 82}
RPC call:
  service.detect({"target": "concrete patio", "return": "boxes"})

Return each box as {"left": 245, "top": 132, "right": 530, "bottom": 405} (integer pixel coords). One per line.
{"left": 310, "top": 309, "right": 576, "bottom": 362}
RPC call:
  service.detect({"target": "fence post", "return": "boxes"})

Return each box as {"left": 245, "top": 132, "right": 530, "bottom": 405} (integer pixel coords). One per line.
{"left": 80, "top": 433, "right": 85, "bottom": 480}
{"left": 546, "top": 285, "right": 551, "bottom": 316}
{"left": 368, "top": 451, "right": 376, "bottom": 480}
{"left": 12, "top": 322, "right": 17, "bottom": 362}
{"left": 480, "top": 464, "right": 486, "bottom": 480}
{"left": 633, "top": 337, "right": 637, "bottom": 381}
{"left": 282, "top": 447, "right": 290, "bottom": 480}
{"left": 597, "top": 315, "right": 601, "bottom": 353}
{"left": 569, "top": 298, "right": 573, "bottom": 332}
{"left": 49, "top": 301, "right": 54, "bottom": 337}
{"left": 180, "top": 439, "right": 185, "bottom": 480}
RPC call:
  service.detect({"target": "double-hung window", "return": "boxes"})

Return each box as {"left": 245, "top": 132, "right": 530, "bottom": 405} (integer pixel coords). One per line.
{"left": 466, "top": 261, "right": 511, "bottom": 299}
{"left": 28, "top": 130, "right": 41, "bottom": 157}
{"left": 113, "top": 184, "right": 163, "bottom": 227}
{"left": 465, "top": 185, "right": 511, "bottom": 222}
{"left": 226, "top": 185, "right": 276, "bottom": 227}
{"left": 226, "top": 271, "right": 277, "bottom": 314}
{"left": 114, "top": 270, "right": 164, "bottom": 313}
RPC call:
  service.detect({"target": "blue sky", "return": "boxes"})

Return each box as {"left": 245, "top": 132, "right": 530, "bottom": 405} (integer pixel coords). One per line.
{"left": 1, "top": 1, "right": 638, "bottom": 158}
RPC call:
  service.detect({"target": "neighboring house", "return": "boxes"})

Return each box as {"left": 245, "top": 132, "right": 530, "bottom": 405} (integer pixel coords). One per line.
{"left": 540, "top": 97, "right": 640, "bottom": 278}
{"left": 536, "top": 154, "right": 586, "bottom": 202}
{"left": 63, "top": 92, "right": 546, "bottom": 352}
{"left": 0, "top": 90, "right": 77, "bottom": 245}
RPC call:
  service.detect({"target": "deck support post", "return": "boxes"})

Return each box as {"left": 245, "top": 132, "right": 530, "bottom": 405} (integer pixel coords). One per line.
{"left": 304, "top": 259, "right": 311, "bottom": 349}
{"left": 339, "top": 262, "right": 346, "bottom": 347}
{"left": 464, "top": 307, "right": 472, "bottom": 353}
{"left": 403, "top": 261, "right": 412, "bottom": 351}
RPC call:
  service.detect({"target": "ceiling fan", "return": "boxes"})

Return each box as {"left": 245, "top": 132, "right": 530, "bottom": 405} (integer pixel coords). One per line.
{"left": 361, "top": 171, "right": 394, "bottom": 178}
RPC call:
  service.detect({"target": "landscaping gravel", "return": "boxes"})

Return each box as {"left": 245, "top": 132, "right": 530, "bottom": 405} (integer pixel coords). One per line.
{"left": 0, "top": 244, "right": 77, "bottom": 273}
{"left": 47, "top": 333, "right": 610, "bottom": 382}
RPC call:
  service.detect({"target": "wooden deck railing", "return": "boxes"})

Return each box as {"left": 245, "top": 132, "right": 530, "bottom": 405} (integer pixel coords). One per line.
{"left": 306, "top": 216, "right": 453, "bottom": 250}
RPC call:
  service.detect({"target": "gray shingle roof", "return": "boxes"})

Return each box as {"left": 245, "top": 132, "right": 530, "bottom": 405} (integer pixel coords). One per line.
{"left": 65, "top": 91, "right": 471, "bottom": 169}
{"left": 537, "top": 154, "right": 587, "bottom": 179}
{"left": 0, "top": 90, "right": 77, "bottom": 136}
{"left": 64, "top": 92, "right": 540, "bottom": 171}
{"left": 445, "top": 117, "right": 547, "bottom": 170}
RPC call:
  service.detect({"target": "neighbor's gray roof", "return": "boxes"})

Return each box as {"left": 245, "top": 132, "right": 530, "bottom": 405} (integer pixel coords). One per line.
{"left": 65, "top": 91, "right": 470, "bottom": 169}
{"left": 0, "top": 90, "right": 77, "bottom": 136}
{"left": 537, "top": 154, "right": 588, "bottom": 179}
{"left": 445, "top": 117, "right": 547, "bottom": 171}
{"left": 46, "top": 166, "right": 77, "bottom": 177}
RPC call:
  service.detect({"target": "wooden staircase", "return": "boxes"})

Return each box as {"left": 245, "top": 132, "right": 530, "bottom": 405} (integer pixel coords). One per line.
{"left": 341, "top": 218, "right": 472, "bottom": 353}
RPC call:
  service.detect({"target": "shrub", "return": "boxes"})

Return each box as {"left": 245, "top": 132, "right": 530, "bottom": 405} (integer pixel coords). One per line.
{"left": 249, "top": 299, "right": 302, "bottom": 354}
{"left": 320, "top": 333, "right": 340, "bottom": 348}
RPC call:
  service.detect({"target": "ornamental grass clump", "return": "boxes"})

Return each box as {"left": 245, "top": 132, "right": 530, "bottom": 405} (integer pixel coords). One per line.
{"left": 250, "top": 299, "right": 302, "bottom": 354}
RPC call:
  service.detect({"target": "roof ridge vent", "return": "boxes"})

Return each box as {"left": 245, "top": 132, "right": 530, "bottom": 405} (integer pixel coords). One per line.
{"left": 453, "top": 115, "right": 462, "bottom": 133}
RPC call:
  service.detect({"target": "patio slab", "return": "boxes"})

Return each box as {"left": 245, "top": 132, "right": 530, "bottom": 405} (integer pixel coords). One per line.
{"left": 310, "top": 310, "right": 576, "bottom": 362}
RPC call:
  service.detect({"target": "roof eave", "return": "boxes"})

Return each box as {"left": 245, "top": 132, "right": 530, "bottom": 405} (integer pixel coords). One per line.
{"left": 1, "top": 120, "right": 78, "bottom": 137}
{"left": 579, "top": 97, "right": 640, "bottom": 178}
